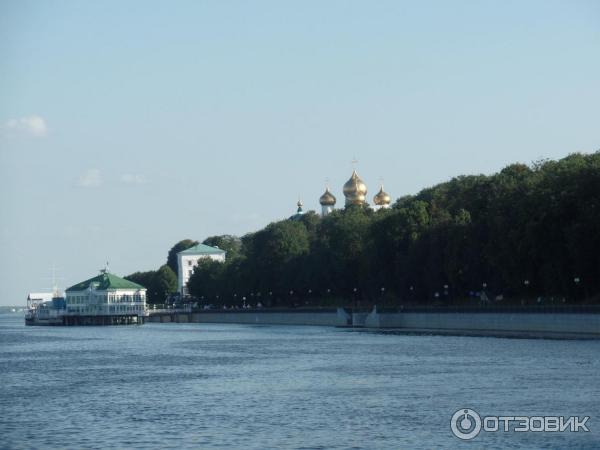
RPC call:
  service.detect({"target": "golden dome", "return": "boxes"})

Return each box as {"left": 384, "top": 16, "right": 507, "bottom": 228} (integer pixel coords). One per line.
{"left": 319, "top": 187, "right": 336, "bottom": 206}
{"left": 373, "top": 185, "right": 391, "bottom": 206}
{"left": 343, "top": 170, "right": 368, "bottom": 205}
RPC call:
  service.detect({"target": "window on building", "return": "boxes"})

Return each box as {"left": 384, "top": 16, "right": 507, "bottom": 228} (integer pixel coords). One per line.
{"left": 188, "top": 260, "right": 192, "bottom": 266}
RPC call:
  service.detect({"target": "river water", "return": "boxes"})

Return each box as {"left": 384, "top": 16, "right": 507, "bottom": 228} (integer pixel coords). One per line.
{"left": 0, "top": 313, "right": 598, "bottom": 449}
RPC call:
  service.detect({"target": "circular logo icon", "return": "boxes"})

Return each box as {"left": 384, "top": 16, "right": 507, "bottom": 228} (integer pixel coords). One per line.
{"left": 451, "top": 408, "right": 482, "bottom": 440}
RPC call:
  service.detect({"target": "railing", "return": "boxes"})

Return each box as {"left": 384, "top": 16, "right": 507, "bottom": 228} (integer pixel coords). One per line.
{"left": 374, "top": 304, "right": 600, "bottom": 314}
{"left": 28, "top": 307, "right": 147, "bottom": 317}
{"left": 147, "top": 304, "right": 192, "bottom": 315}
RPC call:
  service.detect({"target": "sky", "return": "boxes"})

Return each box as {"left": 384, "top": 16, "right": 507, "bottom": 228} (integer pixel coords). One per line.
{"left": 1, "top": 0, "right": 599, "bottom": 305}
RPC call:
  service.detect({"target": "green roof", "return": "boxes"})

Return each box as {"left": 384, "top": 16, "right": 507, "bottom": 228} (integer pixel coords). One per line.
{"left": 178, "top": 243, "right": 225, "bottom": 255}
{"left": 66, "top": 272, "right": 145, "bottom": 292}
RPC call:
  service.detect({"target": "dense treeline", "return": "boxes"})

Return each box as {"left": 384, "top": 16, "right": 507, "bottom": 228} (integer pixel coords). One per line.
{"left": 186, "top": 152, "right": 599, "bottom": 307}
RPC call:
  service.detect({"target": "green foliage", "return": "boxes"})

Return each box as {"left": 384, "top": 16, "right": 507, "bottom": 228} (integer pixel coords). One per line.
{"left": 125, "top": 264, "right": 177, "bottom": 304}
{"left": 202, "top": 235, "right": 242, "bottom": 260}
{"left": 156, "top": 265, "right": 178, "bottom": 298}
{"left": 166, "top": 239, "right": 198, "bottom": 274}
{"left": 182, "top": 152, "right": 600, "bottom": 306}
{"left": 187, "top": 259, "right": 225, "bottom": 299}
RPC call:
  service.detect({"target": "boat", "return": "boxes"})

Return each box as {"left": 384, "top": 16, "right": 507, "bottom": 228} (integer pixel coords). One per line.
{"left": 25, "top": 291, "right": 66, "bottom": 326}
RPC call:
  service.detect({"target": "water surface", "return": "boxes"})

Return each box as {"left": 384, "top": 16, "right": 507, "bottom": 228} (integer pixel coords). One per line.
{"left": 1, "top": 313, "right": 598, "bottom": 449}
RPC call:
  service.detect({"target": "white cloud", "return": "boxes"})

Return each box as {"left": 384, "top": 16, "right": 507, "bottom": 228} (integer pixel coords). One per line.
{"left": 78, "top": 169, "right": 102, "bottom": 188}
{"left": 5, "top": 115, "right": 48, "bottom": 137}
{"left": 120, "top": 173, "right": 146, "bottom": 184}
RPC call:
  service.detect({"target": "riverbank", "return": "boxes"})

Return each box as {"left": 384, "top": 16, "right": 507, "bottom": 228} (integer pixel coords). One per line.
{"left": 146, "top": 306, "right": 600, "bottom": 339}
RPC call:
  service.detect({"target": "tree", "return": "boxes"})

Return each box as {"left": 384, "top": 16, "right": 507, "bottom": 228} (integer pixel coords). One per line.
{"left": 166, "top": 239, "right": 198, "bottom": 274}
{"left": 156, "top": 265, "right": 178, "bottom": 299}
{"left": 187, "top": 259, "right": 225, "bottom": 300}
{"left": 203, "top": 235, "right": 242, "bottom": 260}
{"left": 125, "top": 265, "right": 177, "bottom": 304}
{"left": 244, "top": 220, "right": 310, "bottom": 294}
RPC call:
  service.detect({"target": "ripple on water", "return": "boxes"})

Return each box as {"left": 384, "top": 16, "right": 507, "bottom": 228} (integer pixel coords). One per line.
{"left": 1, "top": 316, "right": 600, "bottom": 449}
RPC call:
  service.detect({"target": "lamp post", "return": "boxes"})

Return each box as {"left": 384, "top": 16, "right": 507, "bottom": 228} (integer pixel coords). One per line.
{"left": 481, "top": 282, "right": 487, "bottom": 305}
{"left": 574, "top": 277, "right": 581, "bottom": 302}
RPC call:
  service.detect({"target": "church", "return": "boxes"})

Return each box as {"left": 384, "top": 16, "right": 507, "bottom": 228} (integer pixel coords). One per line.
{"left": 292, "top": 170, "right": 392, "bottom": 218}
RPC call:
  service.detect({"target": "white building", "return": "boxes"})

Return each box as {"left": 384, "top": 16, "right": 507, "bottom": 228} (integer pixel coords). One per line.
{"left": 65, "top": 270, "right": 147, "bottom": 320}
{"left": 177, "top": 243, "right": 226, "bottom": 295}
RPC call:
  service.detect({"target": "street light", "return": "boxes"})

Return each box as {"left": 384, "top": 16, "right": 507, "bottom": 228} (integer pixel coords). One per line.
{"left": 574, "top": 277, "right": 581, "bottom": 302}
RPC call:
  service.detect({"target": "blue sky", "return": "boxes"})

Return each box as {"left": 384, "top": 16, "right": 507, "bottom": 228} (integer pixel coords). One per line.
{"left": 1, "top": 0, "right": 599, "bottom": 304}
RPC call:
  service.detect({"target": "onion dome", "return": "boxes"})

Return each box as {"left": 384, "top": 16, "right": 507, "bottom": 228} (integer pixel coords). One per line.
{"left": 343, "top": 170, "right": 368, "bottom": 205}
{"left": 289, "top": 199, "right": 305, "bottom": 221}
{"left": 319, "top": 187, "right": 336, "bottom": 206}
{"left": 373, "top": 185, "right": 391, "bottom": 206}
